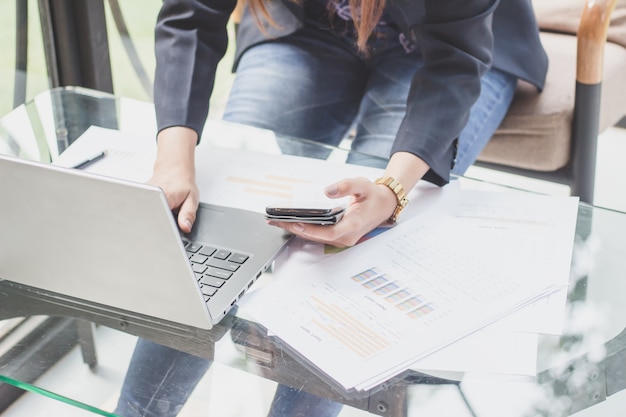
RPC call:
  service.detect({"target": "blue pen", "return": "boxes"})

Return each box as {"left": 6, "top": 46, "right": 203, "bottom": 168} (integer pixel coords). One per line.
{"left": 71, "top": 150, "right": 107, "bottom": 170}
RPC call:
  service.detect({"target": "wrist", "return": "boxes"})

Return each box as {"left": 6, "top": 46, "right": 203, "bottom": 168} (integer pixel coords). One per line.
{"left": 374, "top": 176, "right": 409, "bottom": 224}
{"left": 155, "top": 126, "right": 197, "bottom": 175}
{"left": 383, "top": 151, "right": 429, "bottom": 191}
{"left": 373, "top": 152, "right": 429, "bottom": 224}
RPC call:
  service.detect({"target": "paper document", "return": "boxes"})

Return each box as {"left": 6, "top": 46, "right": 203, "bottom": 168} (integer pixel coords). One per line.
{"left": 242, "top": 188, "right": 579, "bottom": 390}
{"left": 54, "top": 125, "right": 394, "bottom": 212}
{"left": 193, "top": 143, "right": 388, "bottom": 213}
{"left": 250, "top": 235, "right": 542, "bottom": 377}
{"left": 52, "top": 126, "right": 156, "bottom": 182}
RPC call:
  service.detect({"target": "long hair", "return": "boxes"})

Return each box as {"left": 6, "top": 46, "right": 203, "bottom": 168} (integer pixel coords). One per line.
{"left": 246, "top": 0, "right": 387, "bottom": 52}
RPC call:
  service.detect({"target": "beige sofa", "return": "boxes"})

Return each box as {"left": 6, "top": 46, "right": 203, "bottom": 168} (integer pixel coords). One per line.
{"left": 477, "top": 0, "right": 626, "bottom": 203}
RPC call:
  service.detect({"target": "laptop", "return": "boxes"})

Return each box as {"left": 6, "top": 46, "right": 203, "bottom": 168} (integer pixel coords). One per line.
{"left": 0, "top": 153, "right": 292, "bottom": 330}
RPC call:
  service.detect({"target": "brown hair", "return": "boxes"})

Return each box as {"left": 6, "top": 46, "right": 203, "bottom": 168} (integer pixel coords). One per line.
{"left": 246, "top": 0, "right": 387, "bottom": 52}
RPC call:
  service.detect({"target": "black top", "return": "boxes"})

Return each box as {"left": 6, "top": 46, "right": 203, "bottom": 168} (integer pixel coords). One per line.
{"left": 154, "top": 0, "right": 548, "bottom": 185}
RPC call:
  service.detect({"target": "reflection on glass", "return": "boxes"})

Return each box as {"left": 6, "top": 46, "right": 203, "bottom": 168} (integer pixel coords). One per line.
{"left": 0, "top": 0, "right": 48, "bottom": 118}
{"left": 0, "top": 375, "right": 117, "bottom": 416}
{"left": 103, "top": 0, "right": 160, "bottom": 102}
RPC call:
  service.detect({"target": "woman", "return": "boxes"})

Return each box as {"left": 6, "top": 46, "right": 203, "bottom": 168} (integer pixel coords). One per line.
{"left": 151, "top": 0, "right": 547, "bottom": 246}
{"left": 115, "top": 0, "right": 547, "bottom": 416}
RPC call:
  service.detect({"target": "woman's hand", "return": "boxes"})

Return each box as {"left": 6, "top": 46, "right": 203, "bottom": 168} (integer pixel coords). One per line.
{"left": 149, "top": 126, "right": 199, "bottom": 233}
{"left": 267, "top": 152, "right": 430, "bottom": 247}
{"left": 268, "top": 177, "right": 398, "bottom": 247}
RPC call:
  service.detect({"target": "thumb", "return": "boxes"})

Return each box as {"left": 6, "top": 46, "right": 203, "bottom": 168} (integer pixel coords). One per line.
{"left": 325, "top": 177, "right": 370, "bottom": 199}
{"left": 178, "top": 194, "right": 198, "bottom": 233}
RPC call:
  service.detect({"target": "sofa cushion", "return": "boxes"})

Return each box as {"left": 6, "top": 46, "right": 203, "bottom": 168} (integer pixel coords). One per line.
{"left": 478, "top": 31, "right": 626, "bottom": 171}
{"left": 533, "top": 0, "right": 626, "bottom": 48}
{"left": 478, "top": 33, "right": 575, "bottom": 171}
{"left": 478, "top": 0, "right": 626, "bottom": 171}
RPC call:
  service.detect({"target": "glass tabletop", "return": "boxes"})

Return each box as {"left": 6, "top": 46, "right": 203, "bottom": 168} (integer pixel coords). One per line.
{"left": 1, "top": 87, "right": 626, "bottom": 417}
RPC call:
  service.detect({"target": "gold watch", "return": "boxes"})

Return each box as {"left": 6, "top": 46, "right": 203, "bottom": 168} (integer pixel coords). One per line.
{"left": 374, "top": 176, "right": 409, "bottom": 224}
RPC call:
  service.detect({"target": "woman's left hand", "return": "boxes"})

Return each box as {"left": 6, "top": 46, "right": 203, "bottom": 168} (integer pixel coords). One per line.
{"left": 267, "top": 177, "right": 399, "bottom": 247}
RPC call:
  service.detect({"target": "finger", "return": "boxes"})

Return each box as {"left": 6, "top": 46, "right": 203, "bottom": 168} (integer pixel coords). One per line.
{"left": 325, "top": 177, "right": 371, "bottom": 199}
{"left": 268, "top": 218, "right": 361, "bottom": 248}
{"left": 178, "top": 192, "right": 199, "bottom": 233}
{"left": 271, "top": 226, "right": 350, "bottom": 248}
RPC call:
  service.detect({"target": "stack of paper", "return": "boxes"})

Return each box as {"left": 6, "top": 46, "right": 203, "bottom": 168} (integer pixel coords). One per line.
{"left": 241, "top": 188, "right": 579, "bottom": 391}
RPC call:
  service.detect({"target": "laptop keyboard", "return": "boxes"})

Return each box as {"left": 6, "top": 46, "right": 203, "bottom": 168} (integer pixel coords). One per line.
{"left": 183, "top": 240, "right": 249, "bottom": 302}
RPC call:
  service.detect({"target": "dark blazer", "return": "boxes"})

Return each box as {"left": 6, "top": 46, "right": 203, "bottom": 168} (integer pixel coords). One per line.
{"left": 155, "top": 0, "right": 548, "bottom": 185}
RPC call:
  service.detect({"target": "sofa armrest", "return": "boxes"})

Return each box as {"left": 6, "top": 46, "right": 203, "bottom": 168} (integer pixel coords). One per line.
{"left": 578, "top": 0, "right": 619, "bottom": 84}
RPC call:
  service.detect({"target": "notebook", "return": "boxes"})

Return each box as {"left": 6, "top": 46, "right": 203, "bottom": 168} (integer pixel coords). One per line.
{"left": 0, "top": 153, "right": 292, "bottom": 329}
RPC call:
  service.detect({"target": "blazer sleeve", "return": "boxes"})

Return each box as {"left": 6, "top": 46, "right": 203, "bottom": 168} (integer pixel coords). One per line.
{"left": 154, "top": 0, "right": 237, "bottom": 138}
{"left": 391, "top": 0, "right": 499, "bottom": 185}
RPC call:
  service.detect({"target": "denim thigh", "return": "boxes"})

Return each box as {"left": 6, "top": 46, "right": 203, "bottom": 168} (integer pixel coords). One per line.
{"left": 452, "top": 68, "right": 517, "bottom": 174}
{"left": 347, "top": 47, "right": 421, "bottom": 168}
{"left": 114, "top": 338, "right": 211, "bottom": 417}
{"left": 114, "top": 339, "right": 341, "bottom": 417}
{"left": 267, "top": 384, "right": 344, "bottom": 417}
{"left": 349, "top": 55, "right": 517, "bottom": 173}
{"left": 223, "top": 30, "right": 366, "bottom": 151}
{"left": 225, "top": 33, "right": 516, "bottom": 175}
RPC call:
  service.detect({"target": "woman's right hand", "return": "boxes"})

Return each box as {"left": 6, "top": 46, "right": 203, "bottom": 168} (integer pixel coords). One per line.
{"left": 149, "top": 126, "right": 199, "bottom": 233}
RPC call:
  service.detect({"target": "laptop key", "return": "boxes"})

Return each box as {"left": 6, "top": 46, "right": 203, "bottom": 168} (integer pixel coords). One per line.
{"left": 207, "top": 258, "right": 240, "bottom": 272}
{"left": 199, "top": 246, "right": 217, "bottom": 256}
{"left": 192, "top": 264, "right": 207, "bottom": 274}
{"left": 213, "top": 249, "right": 231, "bottom": 260}
{"left": 200, "top": 285, "right": 217, "bottom": 296}
{"left": 190, "top": 253, "right": 209, "bottom": 264}
{"left": 186, "top": 242, "right": 202, "bottom": 253}
{"left": 201, "top": 276, "right": 226, "bottom": 288}
{"left": 229, "top": 253, "right": 249, "bottom": 264}
{"left": 205, "top": 267, "right": 233, "bottom": 280}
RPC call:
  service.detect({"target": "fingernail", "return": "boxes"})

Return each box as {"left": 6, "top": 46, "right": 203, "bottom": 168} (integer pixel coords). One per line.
{"left": 293, "top": 223, "right": 305, "bottom": 232}
{"left": 184, "top": 219, "right": 192, "bottom": 231}
{"left": 326, "top": 184, "right": 338, "bottom": 196}
{"left": 267, "top": 220, "right": 277, "bottom": 226}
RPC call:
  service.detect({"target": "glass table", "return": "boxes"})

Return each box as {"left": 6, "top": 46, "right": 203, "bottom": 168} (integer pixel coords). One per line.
{"left": 1, "top": 87, "right": 626, "bottom": 417}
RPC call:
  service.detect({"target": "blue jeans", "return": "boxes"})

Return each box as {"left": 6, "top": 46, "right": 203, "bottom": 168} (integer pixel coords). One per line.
{"left": 114, "top": 338, "right": 343, "bottom": 417}
{"left": 224, "top": 27, "right": 517, "bottom": 174}
{"left": 115, "top": 27, "right": 516, "bottom": 417}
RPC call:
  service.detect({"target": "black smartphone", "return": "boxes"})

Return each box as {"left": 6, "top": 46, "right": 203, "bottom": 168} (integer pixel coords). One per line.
{"left": 265, "top": 211, "right": 345, "bottom": 225}
{"left": 266, "top": 201, "right": 345, "bottom": 217}
{"left": 265, "top": 201, "right": 346, "bottom": 225}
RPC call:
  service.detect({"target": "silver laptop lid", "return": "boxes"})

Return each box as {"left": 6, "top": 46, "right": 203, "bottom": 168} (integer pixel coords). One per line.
{"left": 0, "top": 154, "right": 289, "bottom": 329}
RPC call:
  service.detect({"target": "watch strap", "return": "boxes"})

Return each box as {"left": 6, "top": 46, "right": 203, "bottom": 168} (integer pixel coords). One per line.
{"left": 374, "top": 176, "right": 409, "bottom": 223}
